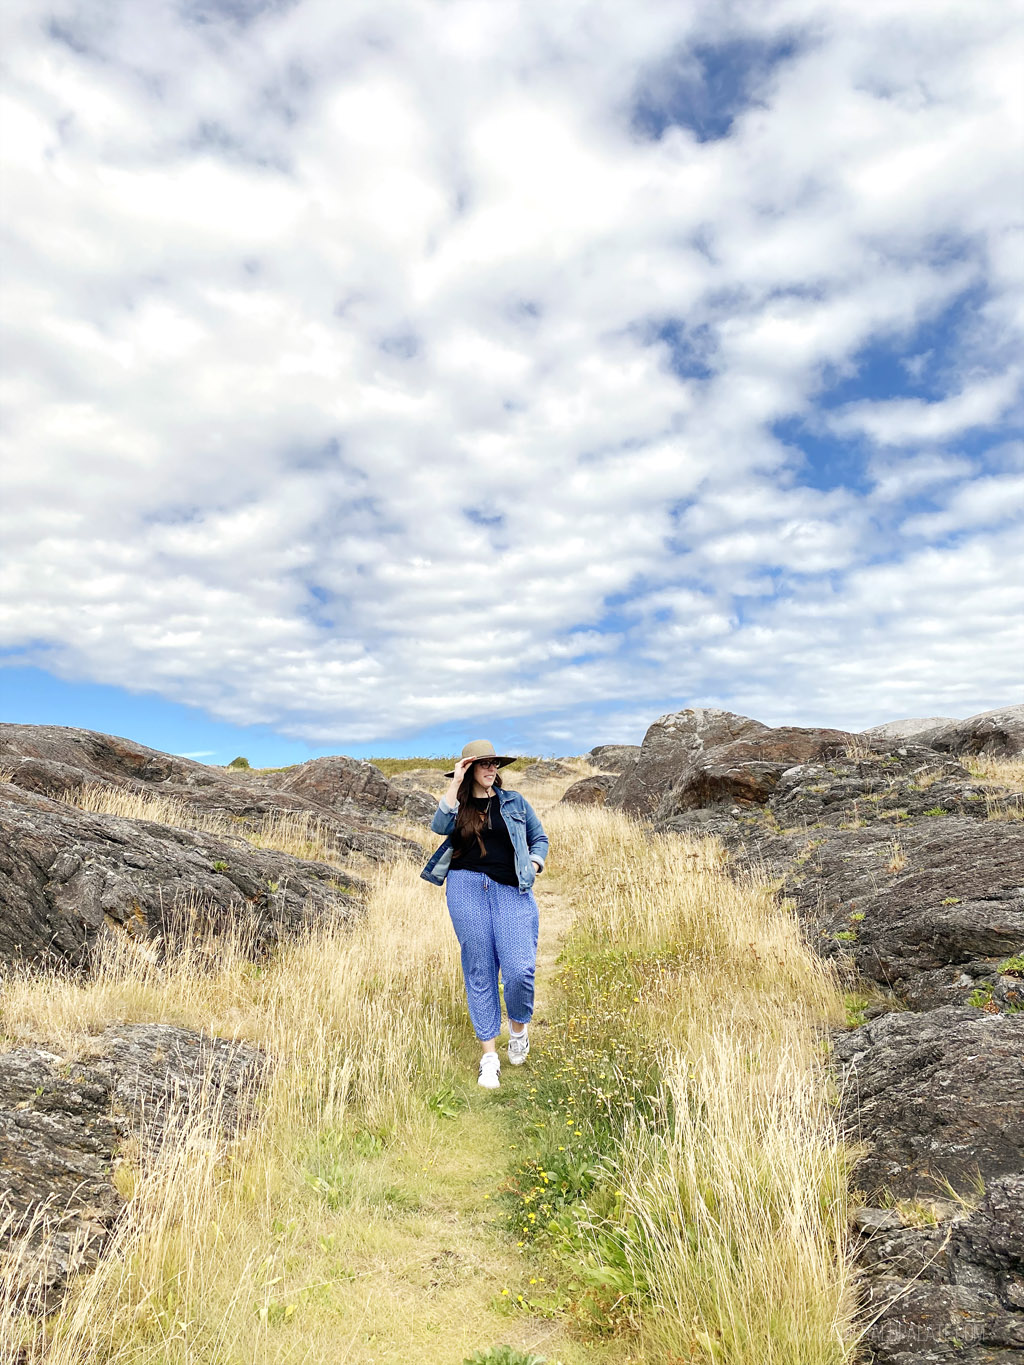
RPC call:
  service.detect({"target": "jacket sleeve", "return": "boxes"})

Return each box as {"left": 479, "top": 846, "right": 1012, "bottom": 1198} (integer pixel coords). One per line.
{"left": 430, "top": 797, "right": 458, "bottom": 835}
{"left": 523, "top": 798, "right": 549, "bottom": 870}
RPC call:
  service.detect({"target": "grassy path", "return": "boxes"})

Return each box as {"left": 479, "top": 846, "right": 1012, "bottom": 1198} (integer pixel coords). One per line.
{"left": 285, "top": 876, "right": 634, "bottom": 1365}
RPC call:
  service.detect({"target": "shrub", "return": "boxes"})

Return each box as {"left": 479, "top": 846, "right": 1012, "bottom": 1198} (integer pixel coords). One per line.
{"left": 228, "top": 756, "right": 251, "bottom": 769}
{"left": 463, "top": 1348, "right": 546, "bottom": 1365}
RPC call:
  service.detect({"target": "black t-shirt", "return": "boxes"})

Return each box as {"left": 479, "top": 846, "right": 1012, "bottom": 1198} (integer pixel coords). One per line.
{"left": 450, "top": 794, "right": 518, "bottom": 886}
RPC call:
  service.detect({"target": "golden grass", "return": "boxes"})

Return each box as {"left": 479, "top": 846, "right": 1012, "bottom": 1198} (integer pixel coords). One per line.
{"left": 963, "top": 754, "right": 1024, "bottom": 819}
{"left": 543, "top": 805, "right": 855, "bottom": 1362}
{"left": 69, "top": 783, "right": 350, "bottom": 866}
{"left": 963, "top": 753, "right": 1024, "bottom": 790}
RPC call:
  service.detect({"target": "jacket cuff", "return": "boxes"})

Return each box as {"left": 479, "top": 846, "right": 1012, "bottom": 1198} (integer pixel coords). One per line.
{"left": 438, "top": 797, "right": 458, "bottom": 813}
{"left": 531, "top": 856, "right": 545, "bottom": 872}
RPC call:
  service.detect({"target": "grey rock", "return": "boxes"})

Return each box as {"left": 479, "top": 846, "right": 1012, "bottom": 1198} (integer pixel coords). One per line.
{"left": 859, "top": 1225, "right": 952, "bottom": 1281}
{"left": 0, "top": 1023, "right": 264, "bottom": 1311}
{"left": 778, "top": 818, "right": 1024, "bottom": 1008}
{"left": 951, "top": 1177, "right": 1024, "bottom": 1310}
{"left": 862, "top": 718, "right": 962, "bottom": 743}
{"left": 560, "top": 774, "right": 616, "bottom": 806}
{"left": 278, "top": 755, "right": 435, "bottom": 821}
{"left": 833, "top": 1007, "right": 1024, "bottom": 1201}
{"left": 922, "top": 706, "right": 1024, "bottom": 760}
{"left": 517, "top": 760, "right": 575, "bottom": 781}
{"left": 861, "top": 1280, "right": 1023, "bottom": 1363}
{"left": 0, "top": 782, "right": 364, "bottom": 969}
{"left": 768, "top": 747, "right": 1002, "bottom": 828}
{"left": 607, "top": 708, "right": 769, "bottom": 817}
{"left": 0, "top": 723, "right": 424, "bottom": 861}
{"left": 853, "top": 1207, "right": 905, "bottom": 1235}
{"left": 584, "top": 744, "right": 641, "bottom": 774}
{"left": 654, "top": 725, "right": 857, "bottom": 818}
{"left": 855, "top": 1178, "right": 1024, "bottom": 1363}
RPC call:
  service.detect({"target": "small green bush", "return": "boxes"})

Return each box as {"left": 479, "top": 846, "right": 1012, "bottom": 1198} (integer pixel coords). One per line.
{"left": 998, "top": 954, "right": 1024, "bottom": 977}
{"left": 228, "top": 756, "right": 251, "bottom": 769}
{"left": 463, "top": 1348, "right": 546, "bottom": 1365}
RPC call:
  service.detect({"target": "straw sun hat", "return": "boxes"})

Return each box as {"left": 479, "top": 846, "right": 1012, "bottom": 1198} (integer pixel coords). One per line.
{"left": 444, "top": 740, "right": 516, "bottom": 779}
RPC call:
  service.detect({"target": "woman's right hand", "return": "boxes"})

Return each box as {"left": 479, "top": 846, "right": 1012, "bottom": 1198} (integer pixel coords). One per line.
{"left": 446, "top": 756, "right": 475, "bottom": 801}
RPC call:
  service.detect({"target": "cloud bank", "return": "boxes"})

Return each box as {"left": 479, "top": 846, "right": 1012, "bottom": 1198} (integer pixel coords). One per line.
{"left": 2, "top": 0, "right": 1022, "bottom": 748}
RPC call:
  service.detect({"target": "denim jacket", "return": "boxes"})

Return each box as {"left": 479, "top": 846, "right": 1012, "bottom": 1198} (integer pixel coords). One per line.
{"left": 420, "top": 788, "right": 549, "bottom": 891}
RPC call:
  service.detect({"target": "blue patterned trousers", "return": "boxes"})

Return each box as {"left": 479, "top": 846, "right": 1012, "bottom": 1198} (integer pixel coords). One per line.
{"left": 445, "top": 870, "right": 539, "bottom": 1041}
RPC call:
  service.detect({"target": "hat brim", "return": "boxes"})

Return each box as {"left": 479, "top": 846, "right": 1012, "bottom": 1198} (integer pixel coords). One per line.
{"left": 443, "top": 755, "right": 516, "bottom": 778}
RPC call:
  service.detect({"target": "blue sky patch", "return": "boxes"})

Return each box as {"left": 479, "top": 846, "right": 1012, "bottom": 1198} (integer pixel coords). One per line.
{"left": 632, "top": 36, "right": 800, "bottom": 142}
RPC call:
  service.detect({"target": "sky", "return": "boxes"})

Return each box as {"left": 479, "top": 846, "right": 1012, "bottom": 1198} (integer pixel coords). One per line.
{"left": 1, "top": 0, "right": 1023, "bottom": 765}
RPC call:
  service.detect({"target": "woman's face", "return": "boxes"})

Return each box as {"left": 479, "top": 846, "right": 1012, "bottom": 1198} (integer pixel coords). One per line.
{"left": 473, "top": 758, "right": 499, "bottom": 785}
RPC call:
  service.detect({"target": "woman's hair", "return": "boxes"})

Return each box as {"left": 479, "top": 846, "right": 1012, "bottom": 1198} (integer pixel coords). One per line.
{"left": 451, "top": 765, "right": 504, "bottom": 859}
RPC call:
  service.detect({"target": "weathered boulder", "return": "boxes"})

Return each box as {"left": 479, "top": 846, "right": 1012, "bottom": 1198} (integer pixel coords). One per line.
{"left": 560, "top": 774, "right": 616, "bottom": 806}
{"left": 584, "top": 744, "right": 641, "bottom": 773}
{"left": 655, "top": 725, "right": 855, "bottom": 817}
{"left": 855, "top": 1176, "right": 1024, "bottom": 1364}
{"left": 514, "top": 760, "right": 574, "bottom": 782}
{"left": 0, "top": 1024, "right": 265, "bottom": 1312}
{"left": 277, "top": 755, "right": 434, "bottom": 821}
{"left": 607, "top": 708, "right": 769, "bottom": 817}
{"left": 861, "top": 1278, "right": 1024, "bottom": 1363}
{"left": 951, "top": 1176, "right": 1024, "bottom": 1309}
{"left": 832, "top": 1007, "right": 1024, "bottom": 1201}
{"left": 0, "top": 724, "right": 428, "bottom": 856}
{"left": 778, "top": 818, "right": 1024, "bottom": 1009}
{"left": 861, "top": 717, "right": 961, "bottom": 743}
{"left": 768, "top": 746, "right": 1000, "bottom": 827}
{"left": 0, "top": 782, "right": 363, "bottom": 969}
{"left": 921, "top": 706, "right": 1024, "bottom": 759}
{"left": 0, "top": 724, "right": 205, "bottom": 790}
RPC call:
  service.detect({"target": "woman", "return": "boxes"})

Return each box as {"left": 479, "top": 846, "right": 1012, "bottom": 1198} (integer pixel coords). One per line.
{"left": 421, "top": 740, "right": 549, "bottom": 1089}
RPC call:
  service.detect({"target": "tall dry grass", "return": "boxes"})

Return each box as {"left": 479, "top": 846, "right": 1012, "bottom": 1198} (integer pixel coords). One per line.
{"left": 543, "top": 804, "right": 855, "bottom": 1362}
{"left": 68, "top": 783, "right": 349, "bottom": 866}
{"left": 1, "top": 847, "right": 469, "bottom": 1363}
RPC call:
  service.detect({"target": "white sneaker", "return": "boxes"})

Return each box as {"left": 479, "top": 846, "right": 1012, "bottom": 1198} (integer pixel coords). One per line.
{"left": 508, "top": 1026, "right": 530, "bottom": 1065}
{"left": 478, "top": 1053, "right": 500, "bottom": 1089}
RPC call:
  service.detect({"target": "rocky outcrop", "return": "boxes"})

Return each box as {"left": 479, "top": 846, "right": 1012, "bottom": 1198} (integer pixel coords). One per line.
{"left": 603, "top": 706, "right": 856, "bottom": 819}
{"left": 0, "top": 1023, "right": 265, "bottom": 1311}
{"left": 920, "top": 705, "right": 1024, "bottom": 759}
{"left": 860, "top": 717, "right": 961, "bottom": 743}
{"left": 656, "top": 725, "right": 856, "bottom": 817}
{"left": 769, "top": 746, "right": 1001, "bottom": 827}
{"left": 584, "top": 744, "right": 641, "bottom": 773}
{"left": 0, "top": 782, "right": 363, "bottom": 968}
{"left": 856, "top": 1176, "right": 1024, "bottom": 1363}
{"left": 606, "top": 708, "right": 769, "bottom": 816}
{"left": 833, "top": 1008, "right": 1024, "bottom": 1201}
{"left": 0, "top": 724, "right": 432, "bottom": 853}
{"left": 277, "top": 754, "right": 434, "bottom": 821}
{"left": 777, "top": 818, "right": 1024, "bottom": 1010}
{"left": 560, "top": 774, "right": 616, "bottom": 806}
{"left": 516, "top": 760, "right": 574, "bottom": 781}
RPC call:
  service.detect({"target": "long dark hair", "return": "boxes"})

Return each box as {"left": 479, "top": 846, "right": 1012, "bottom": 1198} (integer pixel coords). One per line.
{"left": 451, "top": 766, "right": 504, "bottom": 859}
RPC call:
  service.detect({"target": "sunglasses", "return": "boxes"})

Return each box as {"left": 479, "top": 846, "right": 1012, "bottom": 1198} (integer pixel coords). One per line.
{"left": 473, "top": 759, "right": 499, "bottom": 768}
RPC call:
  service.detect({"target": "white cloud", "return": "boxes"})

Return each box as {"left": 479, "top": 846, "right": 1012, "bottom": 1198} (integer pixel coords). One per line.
{"left": 1, "top": 0, "right": 1022, "bottom": 747}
